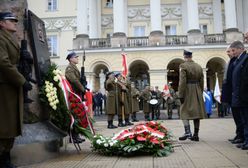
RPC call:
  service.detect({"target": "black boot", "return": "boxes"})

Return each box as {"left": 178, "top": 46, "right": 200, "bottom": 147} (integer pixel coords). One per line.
{"left": 1, "top": 152, "right": 16, "bottom": 168}
{"left": 125, "top": 118, "right": 134, "bottom": 126}
{"left": 179, "top": 125, "right": 192, "bottom": 141}
{"left": 132, "top": 113, "right": 139, "bottom": 122}
{"left": 107, "top": 120, "right": 117, "bottom": 129}
{"left": 145, "top": 114, "right": 151, "bottom": 121}
{"left": 190, "top": 128, "right": 199, "bottom": 141}
{"left": 118, "top": 119, "right": 126, "bottom": 127}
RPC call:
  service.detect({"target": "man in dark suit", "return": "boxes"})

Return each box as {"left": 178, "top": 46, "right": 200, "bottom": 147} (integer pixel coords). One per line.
{"left": 221, "top": 46, "right": 244, "bottom": 144}
{"left": 0, "top": 12, "right": 32, "bottom": 168}
{"left": 230, "top": 41, "right": 248, "bottom": 150}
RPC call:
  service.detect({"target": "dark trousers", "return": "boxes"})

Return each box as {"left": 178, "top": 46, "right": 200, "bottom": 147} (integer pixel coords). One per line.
{"left": 0, "top": 138, "right": 14, "bottom": 153}
{"left": 232, "top": 107, "right": 244, "bottom": 139}
{"left": 240, "top": 107, "right": 248, "bottom": 144}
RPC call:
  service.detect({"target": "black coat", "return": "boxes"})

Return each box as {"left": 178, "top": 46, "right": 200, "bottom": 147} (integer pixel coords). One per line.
{"left": 239, "top": 53, "right": 248, "bottom": 105}
{"left": 221, "top": 57, "right": 236, "bottom": 104}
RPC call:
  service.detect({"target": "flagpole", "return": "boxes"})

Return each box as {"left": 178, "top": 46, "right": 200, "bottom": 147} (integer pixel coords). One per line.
{"left": 215, "top": 73, "right": 219, "bottom": 116}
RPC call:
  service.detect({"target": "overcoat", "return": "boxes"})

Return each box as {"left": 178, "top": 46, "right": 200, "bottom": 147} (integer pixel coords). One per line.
{"left": 65, "top": 63, "right": 84, "bottom": 96}
{"left": 0, "top": 29, "right": 26, "bottom": 138}
{"left": 131, "top": 87, "right": 140, "bottom": 113}
{"left": 105, "top": 78, "right": 117, "bottom": 115}
{"left": 178, "top": 60, "right": 206, "bottom": 120}
{"left": 141, "top": 89, "right": 151, "bottom": 114}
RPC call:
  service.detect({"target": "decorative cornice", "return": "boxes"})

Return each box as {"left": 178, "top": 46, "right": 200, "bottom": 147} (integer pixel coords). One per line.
{"left": 43, "top": 16, "right": 77, "bottom": 31}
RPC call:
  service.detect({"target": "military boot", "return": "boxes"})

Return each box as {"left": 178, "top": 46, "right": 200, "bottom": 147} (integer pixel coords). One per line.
{"left": 1, "top": 152, "right": 16, "bottom": 168}
{"left": 107, "top": 120, "right": 117, "bottom": 129}
{"left": 132, "top": 113, "right": 139, "bottom": 122}
{"left": 190, "top": 128, "right": 199, "bottom": 141}
{"left": 125, "top": 118, "right": 134, "bottom": 126}
{"left": 118, "top": 119, "right": 126, "bottom": 127}
{"left": 179, "top": 125, "right": 192, "bottom": 141}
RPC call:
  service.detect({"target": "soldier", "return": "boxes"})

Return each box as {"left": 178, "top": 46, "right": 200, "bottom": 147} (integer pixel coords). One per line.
{"left": 115, "top": 73, "right": 133, "bottom": 126}
{"left": 0, "top": 12, "right": 33, "bottom": 168}
{"left": 131, "top": 82, "right": 140, "bottom": 122}
{"left": 167, "top": 84, "right": 175, "bottom": 119}
{"left": 104, "top": 72, "right": 118, "bottom": 129}
{"left": 154, "top": 86, "right": 162, "bottom": 120}
{"left": 141, "top": 85, "right": 152, "bottom": 121}
{"left": 178, "top": 49, "right": 205, "bottom": 141}
{"left": 174, "top": 91, "right": 181, "bottom": 118}
{"left": 65, "top": 51, "right": 85, "bottom": 143}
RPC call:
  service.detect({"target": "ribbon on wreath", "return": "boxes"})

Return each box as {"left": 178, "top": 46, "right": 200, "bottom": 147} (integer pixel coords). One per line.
{"left": 58, "top": 75, "right": 95, "bottom": 135}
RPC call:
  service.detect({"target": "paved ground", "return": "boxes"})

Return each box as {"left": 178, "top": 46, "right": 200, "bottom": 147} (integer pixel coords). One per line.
{"left": 19, "top": 110, "right": 248, "bottom": 168}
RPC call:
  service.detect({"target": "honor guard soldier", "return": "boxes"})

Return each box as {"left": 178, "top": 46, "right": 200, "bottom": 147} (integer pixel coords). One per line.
{"left": 65, "top": 52, "right": 85, "bottom": 143}
{"left": 0, "top": 12, "right": 32, "bottom": 168}
{"left": 178, "top": 49, "right": 205, "bottom": 141}
{"left": 105, "top": 72, "right": 118, "bottom": 129}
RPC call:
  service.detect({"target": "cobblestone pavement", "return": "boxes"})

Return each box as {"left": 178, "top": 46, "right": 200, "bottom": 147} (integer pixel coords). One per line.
{"left": 19, "top": 112, "right": 248, "bottom": 168}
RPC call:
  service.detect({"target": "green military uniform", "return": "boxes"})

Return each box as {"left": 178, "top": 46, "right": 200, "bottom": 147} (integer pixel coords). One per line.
{"left": 0, "top": 29, "right": 26, "bottom": 151}
{"left": 155, "top": 88, "right": 163, "bottom": 119}
{"left": 178, "top": 60, "right": 205, "bottom": 120}
{"left": 131, "top": 86, "right": 140, "bottom": 121}
{"left": 65, "top": 63, "right": 85, "bottom": 96}
{"left": 105, "top": 78, "right": 117, "bottom": 115}
{"left": 178, "top": 57, "right": 206, "bottom": 141}
{"left": 141, "top": 87, "right": 151, "bottom": 120}
{"left": 167, "top": 87, "right": 175, "bottom": 119}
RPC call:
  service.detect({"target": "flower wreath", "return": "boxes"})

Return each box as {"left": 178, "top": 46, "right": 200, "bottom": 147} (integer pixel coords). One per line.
{"left": 92, "top": 121, "right": 174, "bottom": 157}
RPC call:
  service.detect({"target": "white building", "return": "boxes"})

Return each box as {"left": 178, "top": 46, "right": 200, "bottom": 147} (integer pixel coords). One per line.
{"left": 28, "top": 0, "right": 248, "bottom": 91}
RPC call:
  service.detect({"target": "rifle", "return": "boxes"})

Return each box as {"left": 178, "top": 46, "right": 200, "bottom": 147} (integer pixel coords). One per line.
{"left": 80, "top": 50, "right": 89, "bottom": 98}
{"left": 18, "top": 9, "right": 36, "bottom": 103}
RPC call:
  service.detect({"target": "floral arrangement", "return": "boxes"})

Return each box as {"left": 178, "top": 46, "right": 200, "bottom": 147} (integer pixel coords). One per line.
{"left": 92, "top": 121, "right": 174, "bottom": 157}
{"left": 39, "top": 64, "right": 94, "bottom": 140}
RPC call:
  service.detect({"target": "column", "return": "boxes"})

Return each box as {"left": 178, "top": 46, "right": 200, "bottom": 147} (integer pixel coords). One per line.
{"left": 186, "top": 0, "right": 199, "bottom": 32}
{"left": 149, "top": 69, "right": 167, "bottom": 90}
{"left": 203, "top": 68, "right": 208, "bottom": 90}
{"left": 224, "top": 0, "right": 237, "bottom": 30}
{"left": 213, "top": 0, "right": 223, "bottom": 33}
{"left": 244, "top": 0, "right": 248, "bottom": 32}
{"left": 113, "top": 0, "right": 127, "bottom": 35}
{"left": 181, "top": 0, "right": 188, "bottom": 34}
{"left": 89, "top": 0, "right": 99, "bottom": 38}
{"left": 150, "top": 0, "right": 162, "bottom": 32}
{"left": 77, "top": 0, "right": 88, "bottom": 35}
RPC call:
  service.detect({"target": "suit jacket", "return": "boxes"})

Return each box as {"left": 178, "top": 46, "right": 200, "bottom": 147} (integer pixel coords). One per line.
{"left": 0, "top": 29, "right": 26, "bottom": 138}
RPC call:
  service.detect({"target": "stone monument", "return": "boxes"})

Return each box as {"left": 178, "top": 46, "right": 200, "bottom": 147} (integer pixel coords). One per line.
{"left": 1, "top": 1, "right": 66, "bottom": 166}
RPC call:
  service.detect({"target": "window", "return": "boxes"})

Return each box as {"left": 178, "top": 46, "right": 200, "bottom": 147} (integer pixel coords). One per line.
{"left": 134, "top": 26, "right": 145, "bottom": 37}
{"left": 165, "top": 25, "right": 177, "bottom": 35}
{"left": 48, "top": 0, "right": 57, "bottom": 11}
{"left": 106, "top": 0, "right": 113, "bottom": 8}
{"left": 200, "top": 24, "right": 208, "bottom": 34}
{"left": 47, "top": 35, "right": 58, "bottom": 57}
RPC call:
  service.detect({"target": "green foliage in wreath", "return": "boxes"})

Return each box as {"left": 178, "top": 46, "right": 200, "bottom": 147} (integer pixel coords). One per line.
{"left": 39, "top": 64, "right": 70, "bottom": 132}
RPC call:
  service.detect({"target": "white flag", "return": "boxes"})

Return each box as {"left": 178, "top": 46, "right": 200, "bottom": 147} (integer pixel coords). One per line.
{"left": 214, "top": 75, "right": 221, "bottom": 103}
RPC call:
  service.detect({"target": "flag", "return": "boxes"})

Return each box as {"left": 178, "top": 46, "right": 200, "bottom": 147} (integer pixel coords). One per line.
{"left": 204, "top": 91, "right": 213, "bottom": 115}
{"left": 121, "top": 52, "right": 128, "bottom": 77}
{"left": 163, "top": 84, "right": 171, "bottom": 99}
{"left": 214, "top": 75, "right": 221, "bottom": 103}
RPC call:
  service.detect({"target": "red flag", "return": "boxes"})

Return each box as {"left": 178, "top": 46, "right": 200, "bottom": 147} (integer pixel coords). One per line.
{"left": 121, "top": 52, "right": 128, "bottom": 77}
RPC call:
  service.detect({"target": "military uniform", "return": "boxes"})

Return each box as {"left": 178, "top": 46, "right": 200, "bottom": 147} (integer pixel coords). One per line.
{"left": 178, "top": 60, "right": 205, "bottom": 120}
{"left": 105, "top": 76, "right": 118, "bottom": 128}
{"left": 0, "top": 12, "right": 28, "bottom": 168}
{"left": 131, "top": 86, "right": 140, "bottom": 122}
{"left": 141, "top": 87, "right": 151, "bottom": 120}
{"left": 155, "top": 88, "right": 163, "bottom": 119}
{"left": 178, "top": 52, "right": 206, "bottom": 141}
{"left": 65, "top": 63, "right": 85, "bottom": 96}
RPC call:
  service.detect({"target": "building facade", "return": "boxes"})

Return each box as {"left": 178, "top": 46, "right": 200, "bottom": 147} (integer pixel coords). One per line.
{"left": 27, "top": 0, "right": 248, "bottom": 92}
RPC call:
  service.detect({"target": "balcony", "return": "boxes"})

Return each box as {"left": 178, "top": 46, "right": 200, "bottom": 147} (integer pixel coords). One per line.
{"left": 85, "top": 33, "right": 230, "bottom": 49}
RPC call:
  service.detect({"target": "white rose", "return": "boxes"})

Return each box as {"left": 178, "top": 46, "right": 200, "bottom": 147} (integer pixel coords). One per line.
{"left": 96, "top": 139, "right": 101, "bottom": 144}
{"left": 104, "top": 143, "right": 108, "bottom": 147}
{"left": 45, "top": 88, "right": 50, "bottom": 93}
{"left": 45, "top": 81, "right": 49, "bottom": 85}
{"left": 53, "top": 76, "right": 59, "bottom": 82}
{"left": 52, "top": 105, "right": 57, "bottom": 110}
{"left": 48, "top": 97, "right": 53, "bottom": 103}
{"left": 109, "top": 142, "right": 114, "bottom": 146}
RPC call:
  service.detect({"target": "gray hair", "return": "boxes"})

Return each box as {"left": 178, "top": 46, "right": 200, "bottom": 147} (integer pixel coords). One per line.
{"left": 229, "top": 40, "right": 244, "bottom": 49}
